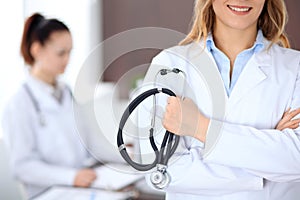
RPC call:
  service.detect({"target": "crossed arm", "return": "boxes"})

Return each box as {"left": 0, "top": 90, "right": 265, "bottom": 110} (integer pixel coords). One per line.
{"left": 163, "top": 96, "right": 300, "bottom": 142}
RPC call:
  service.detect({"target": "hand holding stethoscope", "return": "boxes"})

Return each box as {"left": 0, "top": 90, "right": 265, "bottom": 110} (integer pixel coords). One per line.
{"left": 163, "top": 96, "right": 210, "bottom": 143}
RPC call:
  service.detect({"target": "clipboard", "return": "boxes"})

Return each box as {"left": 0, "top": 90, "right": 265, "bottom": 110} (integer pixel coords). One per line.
{"left": 30, "top": 185, "right": 136, "bottom": 200}
{"left": 91, "top": 163, "right": 144, "bottom": 191}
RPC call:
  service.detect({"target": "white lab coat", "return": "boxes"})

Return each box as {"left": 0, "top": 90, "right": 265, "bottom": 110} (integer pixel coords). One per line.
{"left": 138, "top": 38, "right": 300, "bottom": 200}
{"left": 1, "top": 75, "right": 92, "bottom": 198}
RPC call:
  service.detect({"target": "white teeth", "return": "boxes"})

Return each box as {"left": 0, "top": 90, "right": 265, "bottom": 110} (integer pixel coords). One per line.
{"left": 229, "top": 6, "right": 250, "bottom": 12}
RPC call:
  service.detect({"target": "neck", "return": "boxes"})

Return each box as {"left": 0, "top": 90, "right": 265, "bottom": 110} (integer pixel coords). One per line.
{"left": 31, "top": 67, "right": 56, "bottom": 86}
{"left": 213, "top": 26, "right": 257, "bottom": 62}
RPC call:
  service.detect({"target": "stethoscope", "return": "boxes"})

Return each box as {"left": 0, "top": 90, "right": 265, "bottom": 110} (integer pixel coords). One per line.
{"left": 23, "top": 83, "right": 71, "bottom": 127}
{"left": 117, "top": 68, "right": 186, "bottom": 189}
{"left": 23, "top": 83, "right": 47, "bottom": 126}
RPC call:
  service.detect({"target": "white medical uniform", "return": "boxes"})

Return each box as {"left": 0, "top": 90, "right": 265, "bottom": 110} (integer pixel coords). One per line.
{"left": 2, "top": 75, "right": 92, "bottom": 198}
{"left": 139, "top": 37, "right": 300, "bottom": 199}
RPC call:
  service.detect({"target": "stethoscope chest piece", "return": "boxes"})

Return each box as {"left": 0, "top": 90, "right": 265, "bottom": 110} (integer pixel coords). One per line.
{"left": 150, "top": 164, "right": 171, "bottom": 189}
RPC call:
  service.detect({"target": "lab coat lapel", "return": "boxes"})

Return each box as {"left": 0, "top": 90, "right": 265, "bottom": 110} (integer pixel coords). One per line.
{"left": 227, "top": 49, "right": 272, "bottom": 110}
{"left": 188, "top": 42, "right": 228, "bottom": 119}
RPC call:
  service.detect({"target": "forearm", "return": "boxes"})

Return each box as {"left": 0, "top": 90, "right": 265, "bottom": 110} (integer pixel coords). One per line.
{"left": 194, "top": 113, "right": 210, "bottom": 142}
{"left": 203, "top": 119, "right": 300, "bottom": 182}
{"left": 14, "top": 159, "right": 77, "bottom": 187}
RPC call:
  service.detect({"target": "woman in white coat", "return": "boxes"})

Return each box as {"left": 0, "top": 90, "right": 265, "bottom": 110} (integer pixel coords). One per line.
{"left": 142, "top": 0, "right": 300, "bottom": 199}
{"left": 1, "top": 13, "right": 97, "bottom": 198}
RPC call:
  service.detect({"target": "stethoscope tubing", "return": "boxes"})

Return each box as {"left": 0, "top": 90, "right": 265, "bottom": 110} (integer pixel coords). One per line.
{"left": 117, "top": 87, "right": 180, "bottom": 171}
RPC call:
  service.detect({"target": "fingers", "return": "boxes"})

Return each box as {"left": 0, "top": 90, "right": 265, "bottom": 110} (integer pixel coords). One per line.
{"left": 167, "top": 96, "right": 180, "bottom": 104}
{"left": 86, "top": 170, "right": 97, "bottom": 181}
{"left": 276, "top": 117, "right": 300, "bottom": 131}
{"left": 164, "top": 96, "right": 201, "bottom": 137}
{"left": 283, "top": 107, "right": 291, "bottom": 117}
{"left": 289, "top": 123, "right": 300, "bottom": 129}
{"left": 163, "top": 97, "right": 182, "bottom": 133}
{"left": 74, "top": 169, "right": 97, "bottom": 187}
{"left": 289, "top": 108, "right": 300, "bottom": 118}
{"left": 283, "top": 107, "right": 300, "bottom": 119}
{"left": 166, "top": 97, "right": 181, "bottom": 115}
{"left": 283, "top": 120, "right": 298, "bottom": 128}
{"left": 290, "top": 118, "right": 300, "bottom": 127}
{"left": 278, "top": 107, "right": 300, "bottom": 126}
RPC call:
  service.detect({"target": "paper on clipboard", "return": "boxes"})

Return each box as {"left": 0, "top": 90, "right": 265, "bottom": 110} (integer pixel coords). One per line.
{"left": 31, "top": 186, "right": 134, "bottom": 200}
{"left": 92, "top": 163, "right": 144, "bottom": 190}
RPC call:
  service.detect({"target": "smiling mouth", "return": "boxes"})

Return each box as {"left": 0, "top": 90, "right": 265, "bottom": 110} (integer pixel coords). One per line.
{"left": 227, "top": 5, "right": 252, "bottom": 12}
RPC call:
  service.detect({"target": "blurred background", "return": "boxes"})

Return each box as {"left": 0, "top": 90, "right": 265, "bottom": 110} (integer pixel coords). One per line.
{"left": 0, "top": 0, "right": 299, "bottom": 199}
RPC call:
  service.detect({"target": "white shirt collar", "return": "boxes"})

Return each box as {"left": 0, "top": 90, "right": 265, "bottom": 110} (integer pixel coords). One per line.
{"left": 26, "top": 74, "right": 65, "bottom": 102}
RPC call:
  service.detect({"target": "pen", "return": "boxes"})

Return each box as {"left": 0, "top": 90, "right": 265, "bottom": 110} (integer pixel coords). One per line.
{"left": 89, "top": 191, "right": 96, "bottom": 200}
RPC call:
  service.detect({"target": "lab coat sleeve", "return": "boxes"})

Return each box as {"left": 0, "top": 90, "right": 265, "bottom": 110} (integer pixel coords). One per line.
{"left": 154, "top": 140, "right": 263, "bottom": 196}
{"left": 203, "top": 65, "right": 300, "bottom": 182}
{"left": 1, "top": 99, "right": 77, "bottom": 188}
{"left": 141, "top": 123, "right": 263, "bottom": 196}
{"left": 203, "top": 122, "right": 300, "bottom": 182}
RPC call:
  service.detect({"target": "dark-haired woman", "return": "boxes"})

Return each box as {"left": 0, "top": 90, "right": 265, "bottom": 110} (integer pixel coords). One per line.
{"left": 1, "top": 13, "right": 97, "bottom": 198}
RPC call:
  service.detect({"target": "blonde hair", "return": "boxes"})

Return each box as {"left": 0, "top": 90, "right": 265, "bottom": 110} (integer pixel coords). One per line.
{"left": 180, "top": 0, "right": 290, "bottom": 48}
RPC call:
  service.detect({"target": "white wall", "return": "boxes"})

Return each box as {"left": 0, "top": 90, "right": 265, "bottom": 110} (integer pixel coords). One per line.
{"left": 0, "top": 0, "right": 25, "bottom": 139}
{"left": 0, "top": 2, "right": 25, "bottom": 200}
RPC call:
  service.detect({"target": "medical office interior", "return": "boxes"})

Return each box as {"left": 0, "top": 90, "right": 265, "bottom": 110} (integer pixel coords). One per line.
{"left": 0, "top": 0, "right": 299, "bottom": 199}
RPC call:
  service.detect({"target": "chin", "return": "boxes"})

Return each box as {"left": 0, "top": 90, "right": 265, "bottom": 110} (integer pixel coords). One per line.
{"left": 227, "top": 23, "right": 256, "bottom": 32}
{"left": 227, "top": 20, "right": 257, "bottom": 31}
